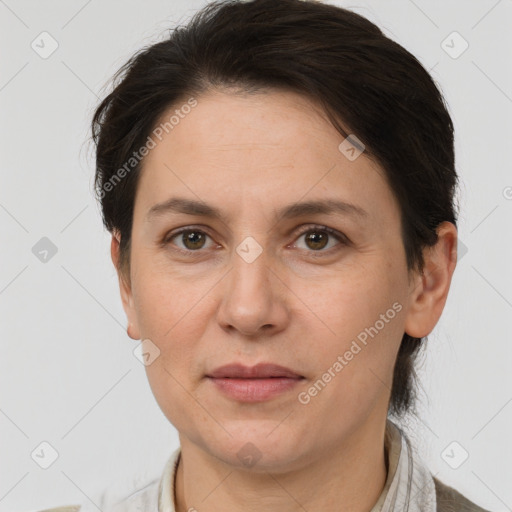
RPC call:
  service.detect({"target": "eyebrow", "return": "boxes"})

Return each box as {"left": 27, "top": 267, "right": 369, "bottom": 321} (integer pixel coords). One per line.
{"left": 145, "top": 197, "right": 368, "bottom": 223}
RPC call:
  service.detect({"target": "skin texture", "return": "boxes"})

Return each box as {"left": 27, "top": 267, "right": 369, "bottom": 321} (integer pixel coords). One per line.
{"left": 111, "top": 89, "right": 458, "bottom": 512}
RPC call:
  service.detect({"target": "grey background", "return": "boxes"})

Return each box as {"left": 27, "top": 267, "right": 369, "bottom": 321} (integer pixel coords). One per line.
{"left": 1, "top": 0, "right": 511, "bottom": 510}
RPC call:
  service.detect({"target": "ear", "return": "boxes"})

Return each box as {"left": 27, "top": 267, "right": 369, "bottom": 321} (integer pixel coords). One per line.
{"left": 404, "top": 221, "right": 458, "bottom": 338}
{"left": 111, "top": 231, "right": 141, "bottom": 340}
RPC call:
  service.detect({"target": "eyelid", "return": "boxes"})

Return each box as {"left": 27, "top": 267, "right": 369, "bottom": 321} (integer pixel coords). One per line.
{"left": 292, "top": 224, "right": 350, "bottom": 245}
{"left": 162, "top": 224, "right": 212, "bottom": 243}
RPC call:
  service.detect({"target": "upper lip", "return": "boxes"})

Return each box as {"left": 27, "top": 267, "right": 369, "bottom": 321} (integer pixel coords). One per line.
{"left": 207, "top": 363, "right": 303, "bottom": 379}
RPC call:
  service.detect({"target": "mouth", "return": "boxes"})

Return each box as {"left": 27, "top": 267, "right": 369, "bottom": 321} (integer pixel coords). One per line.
{"left": 206, "top": 363, "right": 305, "bottom": 402}
{"left": 206, "top": 362, "right": 304, "bottom": 379}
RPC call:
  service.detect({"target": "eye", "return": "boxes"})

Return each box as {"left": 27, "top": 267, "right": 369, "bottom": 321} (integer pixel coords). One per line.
{"left": 292, "top": 225, "right": 348, "bottom": 253}
{"left": 162, "top": 224, "right": 349, "bottom": 255}
{"left": 163, "top": 227, "right": 216, "bottom": 253}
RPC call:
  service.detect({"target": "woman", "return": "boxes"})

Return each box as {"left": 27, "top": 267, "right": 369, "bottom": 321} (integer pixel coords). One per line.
{"left": 40, "top": 0, "right": 493, "bottom": 510}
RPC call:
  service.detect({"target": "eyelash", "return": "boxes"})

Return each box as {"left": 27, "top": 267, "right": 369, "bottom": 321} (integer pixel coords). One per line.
{"left": 161, "top": 224, "right": 349, "bottom": 257}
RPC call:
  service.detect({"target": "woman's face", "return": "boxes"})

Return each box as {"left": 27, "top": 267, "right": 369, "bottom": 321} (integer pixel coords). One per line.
{"left": 116, "top": 89, "right": 425, "bottom": 470}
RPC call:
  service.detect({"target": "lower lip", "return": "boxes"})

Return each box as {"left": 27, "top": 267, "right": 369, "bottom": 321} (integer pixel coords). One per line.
{"left": 207, "top": 377, "right": 303, "bottom": 402}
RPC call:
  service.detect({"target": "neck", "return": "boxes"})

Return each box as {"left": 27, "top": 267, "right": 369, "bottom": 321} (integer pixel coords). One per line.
{"left": 174, "top": 415, "right": 389, "bottom": 512}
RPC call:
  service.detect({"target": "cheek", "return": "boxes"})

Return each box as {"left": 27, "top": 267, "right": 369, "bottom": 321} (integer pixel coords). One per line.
{"left": 131, "top": 260, "right": 202, "bottom": 337}
{"left": 299, "top": 259, "right": 402, "bottom": 336}
{"left": 135, "top": 272, "right": 207, "bottom": 427}
{"left": 300, "top": 258, "right": 406, "bottom": 385}
{"left": 130, "top": 274, "right": 203, "bottom": 400}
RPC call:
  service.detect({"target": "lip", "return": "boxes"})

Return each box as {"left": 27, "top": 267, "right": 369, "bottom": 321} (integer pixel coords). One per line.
{"left": 206, "top": 363, "right": 303, "bottom": 379}
{"left": 206, "top": 363, "right": 304, "bottom": 403}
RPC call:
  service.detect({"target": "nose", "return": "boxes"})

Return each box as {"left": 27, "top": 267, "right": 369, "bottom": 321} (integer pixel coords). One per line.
{"left": 216, "top": 246, "right": 290, "bottom": 338}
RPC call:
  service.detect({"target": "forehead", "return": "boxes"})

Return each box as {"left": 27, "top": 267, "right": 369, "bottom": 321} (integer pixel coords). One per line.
{"left": 134, "top": 89, "right": 400, "bottom": 229}
{"left": 155, "top": 88, "right": 339, "bottom": 153}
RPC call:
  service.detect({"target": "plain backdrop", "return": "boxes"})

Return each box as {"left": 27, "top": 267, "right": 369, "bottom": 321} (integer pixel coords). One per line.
{"left": 1, "top": 0, "right": 511, "bottom": 511}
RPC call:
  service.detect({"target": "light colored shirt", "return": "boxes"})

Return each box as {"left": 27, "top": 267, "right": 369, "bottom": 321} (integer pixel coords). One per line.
{"left": 34, "top": 418, "right": 486, "bottom": 512}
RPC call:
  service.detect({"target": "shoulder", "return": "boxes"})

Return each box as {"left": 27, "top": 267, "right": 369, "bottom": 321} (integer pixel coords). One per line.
{"left": 434, "top": 477, "right": 493, "bottom": 512}
{"left": 30, "top": 448, "right": 180, "bottom": 512}
{"left": 30, "top": 477, "right": 160, "bottom": 512}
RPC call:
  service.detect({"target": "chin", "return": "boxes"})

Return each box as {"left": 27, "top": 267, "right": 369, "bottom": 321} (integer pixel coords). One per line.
{"left": 199, "top": 424, "right": 309, "bottom": 472}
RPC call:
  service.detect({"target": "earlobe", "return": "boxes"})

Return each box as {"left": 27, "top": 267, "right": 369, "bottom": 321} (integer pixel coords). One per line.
{"left": 403, "top": 222, "right": 458, "bottom": 339}
{"left": 110, "top": 231, "right": 141, "bottom": 341}
{"left": 127, "top": 322, "right": 140, "bottom": 341}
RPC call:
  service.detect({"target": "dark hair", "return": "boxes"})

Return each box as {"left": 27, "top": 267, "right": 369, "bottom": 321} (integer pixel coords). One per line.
{"left": 91, "top": 0, "right": 458, "bottom": 419}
